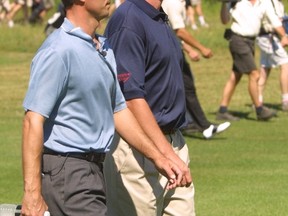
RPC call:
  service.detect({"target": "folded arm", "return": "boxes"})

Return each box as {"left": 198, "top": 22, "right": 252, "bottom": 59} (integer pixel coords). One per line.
{"left": 115, "top": 99, "right": 192, "bottom": 187}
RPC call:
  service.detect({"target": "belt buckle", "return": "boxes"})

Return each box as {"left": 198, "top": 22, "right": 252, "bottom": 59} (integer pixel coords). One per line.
{"left": 86, "top": 152, "right": 105, "bottom": 163}
{"left": 87, "top": 152, "right": 95, "bottom": 162}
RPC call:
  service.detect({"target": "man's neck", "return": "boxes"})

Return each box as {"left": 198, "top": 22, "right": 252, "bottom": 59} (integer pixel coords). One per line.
{"left": 145, "top": 0, "right": 162, "bottom": 10}
{"left": 66, "top": 9, "right": 99, "bottom": 38}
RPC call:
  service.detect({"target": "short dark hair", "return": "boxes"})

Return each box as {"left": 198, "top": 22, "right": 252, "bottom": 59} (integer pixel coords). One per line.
{"left": 62, "top": 0, "right": 74, "bottom": 9}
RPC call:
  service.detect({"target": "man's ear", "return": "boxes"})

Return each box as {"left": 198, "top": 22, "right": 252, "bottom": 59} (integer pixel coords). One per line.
{"left": 75, "top": 0, "right": 85, "bottom": 6}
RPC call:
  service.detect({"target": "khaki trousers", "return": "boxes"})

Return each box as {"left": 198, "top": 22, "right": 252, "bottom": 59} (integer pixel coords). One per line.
{"left": 104, "top": 130, "right": 196, "bottom": 216}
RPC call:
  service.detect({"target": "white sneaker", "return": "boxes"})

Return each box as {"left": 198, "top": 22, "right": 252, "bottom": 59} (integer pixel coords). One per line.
{"left": 191, "top": 24, "right": 198, "bottom": 30}
{"left": 216, "top": 122, "right": 231, "bottom": 133}
{"left": 201, "top": 23, "right": 209, "bottom": 28}
{"left": 202, "top": 122, "right": 231, "bottom": 139}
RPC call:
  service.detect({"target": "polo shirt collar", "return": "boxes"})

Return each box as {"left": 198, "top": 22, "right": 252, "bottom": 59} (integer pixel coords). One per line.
{"left": 60, "top": 18, "right": 106, "bottom": 44}
{"left": 127, "top": 0, "right": 168, "bottom": 21}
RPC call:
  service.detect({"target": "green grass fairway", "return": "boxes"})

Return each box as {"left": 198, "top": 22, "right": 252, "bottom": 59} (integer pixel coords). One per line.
{"left": 1, "top": 2, "right": 288, "bottom": 215}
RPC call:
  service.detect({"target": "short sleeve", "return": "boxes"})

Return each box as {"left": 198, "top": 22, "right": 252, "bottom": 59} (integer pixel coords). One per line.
{"left": 163, "top": 0, "right": 186, "bottom": 30}
{"left": 108, "top": 28, "right": 147, "bottom": 100}
{"left": 23, "top": 48, "right": 68, "bottom": 117}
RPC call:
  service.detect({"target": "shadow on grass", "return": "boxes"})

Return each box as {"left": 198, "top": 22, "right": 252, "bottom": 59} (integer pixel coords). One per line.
{"left": 182, "top": 133, "right": 204, "bottom": 140}
{"left": 209, "top": 110, "right": 253, "bottom": 121}
{"left": 245, "top": 103, "right": 282, "bottom": 111}
{"left": 181, "top": 131, "right": 230, "bottom": 140}
{"left": 262, "top": 103, "right": 282, "bottom": 111}
{"left": 244, "top": 103, "right": 281, "bottom": 121}
{"left": 210, "top": 103, "right": 282, "bottom": 121}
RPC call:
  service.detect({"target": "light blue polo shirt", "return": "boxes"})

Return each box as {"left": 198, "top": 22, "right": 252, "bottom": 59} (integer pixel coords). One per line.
{"left": 23, "top": 18, "right": 127, "bottom": 153}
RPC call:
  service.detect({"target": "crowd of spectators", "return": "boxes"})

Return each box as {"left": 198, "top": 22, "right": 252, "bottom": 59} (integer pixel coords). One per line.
{"left": 0, "top": 0, "right": 54, "bottom": 27}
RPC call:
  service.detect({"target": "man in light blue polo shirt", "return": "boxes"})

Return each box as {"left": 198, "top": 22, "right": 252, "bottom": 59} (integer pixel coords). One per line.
{"left": 20, "top": 0, "right": 184, "bottom": 215}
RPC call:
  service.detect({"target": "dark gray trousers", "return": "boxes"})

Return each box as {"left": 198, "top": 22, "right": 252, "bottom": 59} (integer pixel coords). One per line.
{"left": 182, "top": 54, "right": 211, "bottom": 130}
{"left": 42, "top": 154, "right": 106, "bottom": 216}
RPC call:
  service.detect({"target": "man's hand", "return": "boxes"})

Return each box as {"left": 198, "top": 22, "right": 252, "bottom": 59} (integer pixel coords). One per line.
{"left": 21, "top": 191, "right": 48, "bottom": 216}
{"left": 187, "top": 49, "right": 201, "bottom": 62}
{"left": 200, "top": 47, "right": 213, "bottom": 58}
{"left": 171, "top": 156, "right": 192, "bottom": 187}
{"left": 153, "top": 156, "right": 184, "bottom": 189}
{"left": 281, "top": 35, "right": 288, "bottom": 47}
{"left": 161, "top": 151, "right": 192, "bottom": 188}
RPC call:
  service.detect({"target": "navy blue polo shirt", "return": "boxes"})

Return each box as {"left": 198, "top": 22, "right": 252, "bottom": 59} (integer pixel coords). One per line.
{"left": 105, "top": 0, "right": 187, "bottom": 131}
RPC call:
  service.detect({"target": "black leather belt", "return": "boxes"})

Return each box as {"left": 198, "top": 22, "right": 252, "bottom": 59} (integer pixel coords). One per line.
{"left": 43, "top": 147, "right": 106, "bottom": 163}
{"left": 161, "top": 128, "right": 178, "bottom": 135}
{"left": 258, "top": 27, "right": 274, "bottom": 36}
{"left": 232, "top": 31, "right": 256, "bottom": 40}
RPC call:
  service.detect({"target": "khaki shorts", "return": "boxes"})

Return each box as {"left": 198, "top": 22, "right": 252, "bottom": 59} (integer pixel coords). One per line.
{"left": 0, "top": 0, "right": 11, "bottom": 11}
{"left": 191, "top": 0, "right": 201, "bottom": 6}
{"left": 229, "top": 33, "right": 257, "bottom": 74}
{"left": 13, "top": 0, "right": 32, "bottom": 7}
{"left": 257, "top": 34, "right": 288, "bottom": 68}
{"left": 43, "top": 0, "right": 54, "bottom": 9}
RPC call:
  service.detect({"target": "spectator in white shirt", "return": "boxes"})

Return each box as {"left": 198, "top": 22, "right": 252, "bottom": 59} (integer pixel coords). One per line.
{"left": 216, "top": 0, "right": 288, "bottom": 121}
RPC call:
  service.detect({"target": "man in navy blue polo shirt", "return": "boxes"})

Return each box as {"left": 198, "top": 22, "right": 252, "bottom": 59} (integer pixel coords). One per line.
{"left": 103, "top": 0, "right": 195, "bottom": 215}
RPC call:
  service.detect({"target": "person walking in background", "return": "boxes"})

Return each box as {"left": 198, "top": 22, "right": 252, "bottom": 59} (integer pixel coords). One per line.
{"left": 43, "top": 2, "right": 65, "bottom": 36}
{"left": 0, "top": 0, "right": 11, "bottom": 22}
{"left": 5, "top": 0, "right": 32, "bottom": 27}
{"left": 185, "top": 0, "right": 209, "bottom": 30}
{"left": 257, "top": 0, "right": 288, "bottom": 111}
{"left": 103, "top": 0, "right": 195, "bottom": 215}
{"left": 162, "top": 0, "right": 231, "bottom": 139}
{"left": 185, "top": 0, "right": 198, "bottom": 30}
{"left": 20, "top": 0, "right": 185, "bottom": 214}
{"left": 216, "top": 0, "right": 288, "bottom": 121}
{"left": 28, "top": 0, "right": 55, "bottom": 24}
